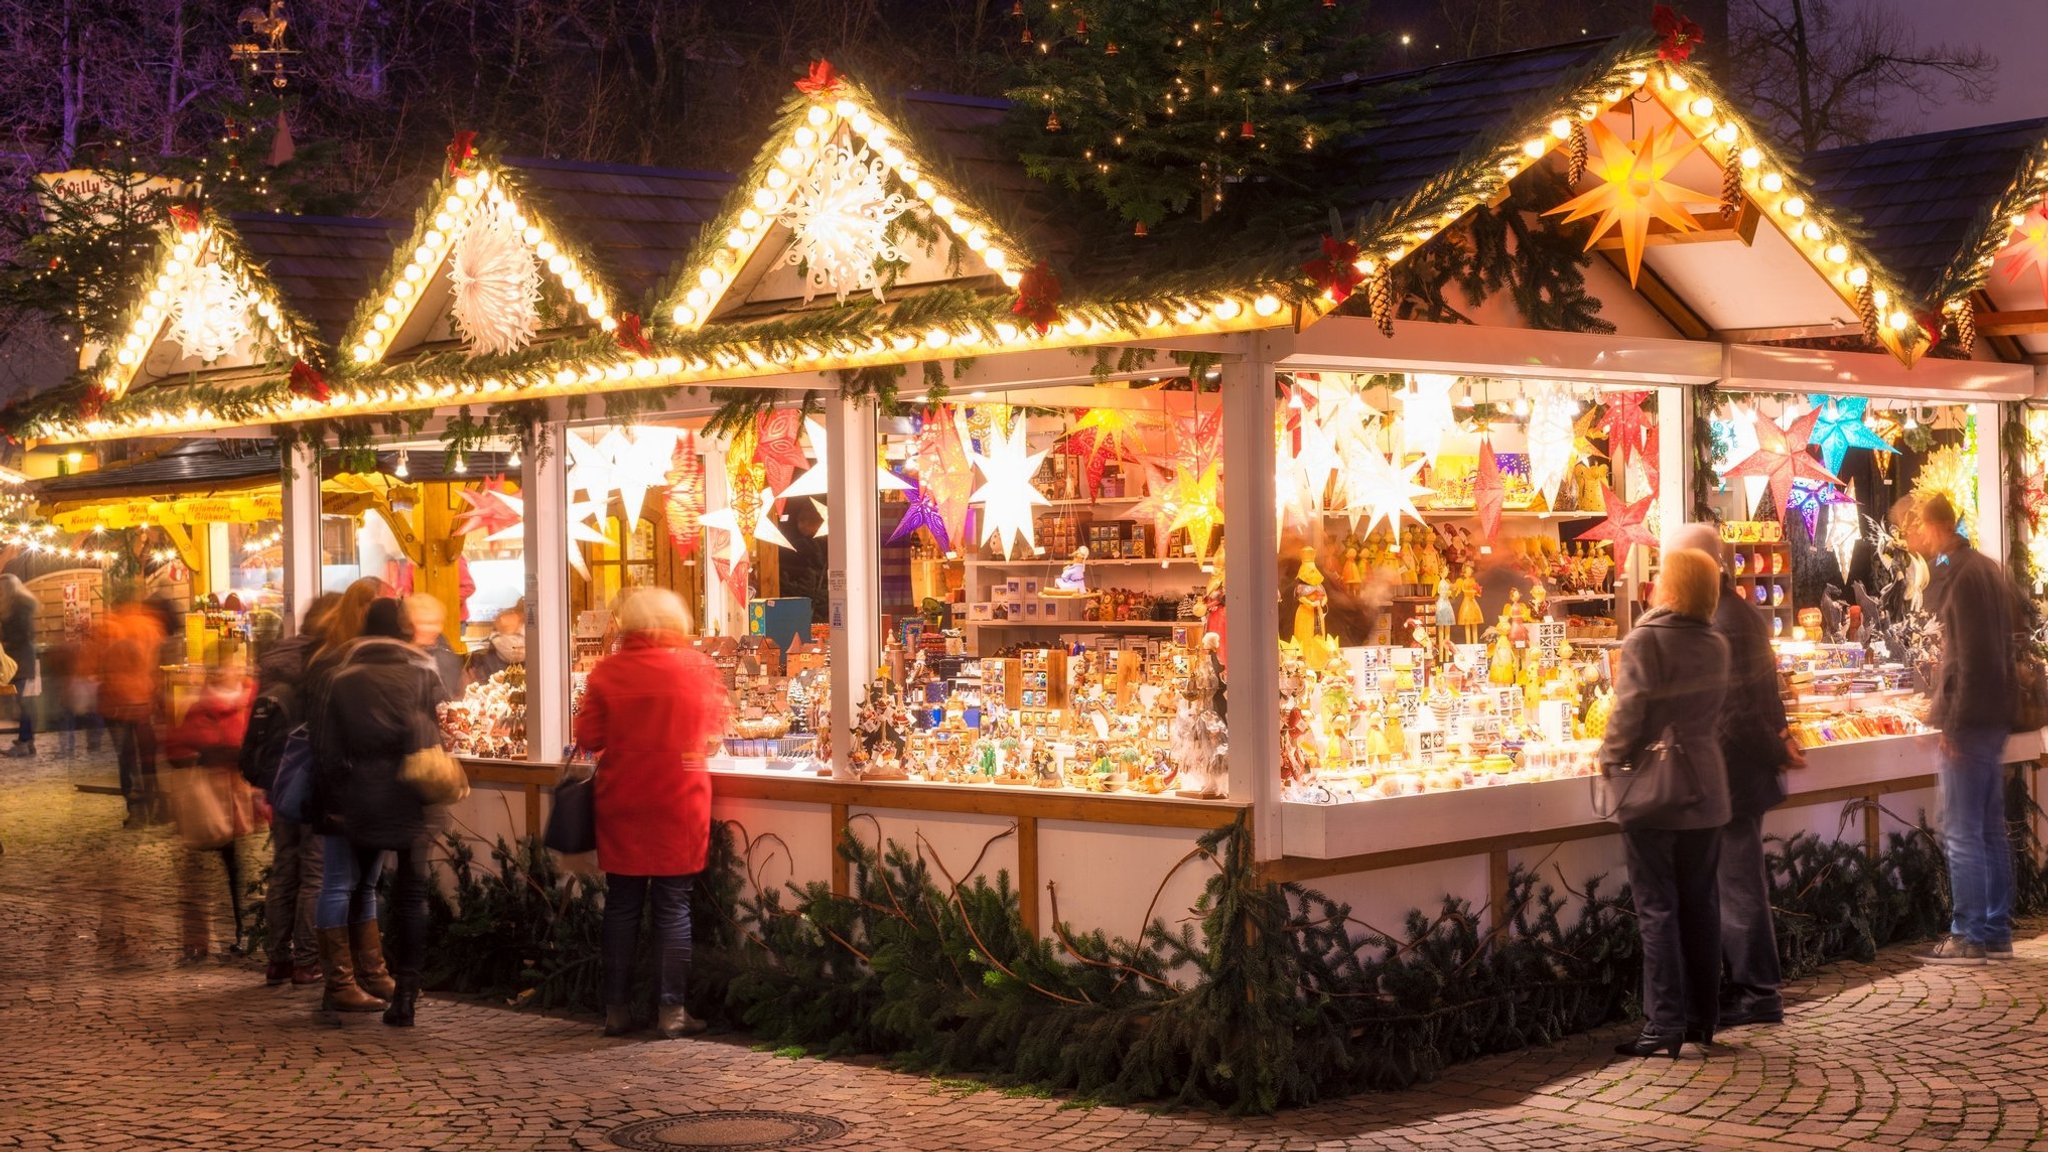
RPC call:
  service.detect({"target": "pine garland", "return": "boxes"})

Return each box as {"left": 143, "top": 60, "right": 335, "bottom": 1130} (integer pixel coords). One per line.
{"left": 1925, "top": 137, "right": 2048, "bottom": 314}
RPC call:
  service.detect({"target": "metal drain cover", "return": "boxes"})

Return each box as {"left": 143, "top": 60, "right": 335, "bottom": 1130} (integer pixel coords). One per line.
{"left": 607, "top": 1111, "right": 848, "bottom": 1150}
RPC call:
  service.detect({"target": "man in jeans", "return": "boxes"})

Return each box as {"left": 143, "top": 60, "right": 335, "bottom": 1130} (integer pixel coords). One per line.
{"left": 1906, "top": 494, "right": 2016, "bottom": 965}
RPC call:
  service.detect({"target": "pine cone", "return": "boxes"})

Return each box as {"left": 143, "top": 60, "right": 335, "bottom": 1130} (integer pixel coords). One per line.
{"left": 1856, "top": 284, "right": 1880, "bottom": 344}
{"left": 1567, "top": 121, "right": 1588, "bottom": 185}
{"left": 1368, "top": 272, "right": 1395, "bottom": 337}
{"left": 1951, "top": 301, "right": 1977, "bottom": 356}
{"left": 1720, "top": 148, "right": 1742, "bottom": 219}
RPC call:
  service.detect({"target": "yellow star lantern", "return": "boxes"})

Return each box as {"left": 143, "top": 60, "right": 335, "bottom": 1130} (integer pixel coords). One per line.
{"left": 1545, "top": 119, "right": 1721, "bottom": 285}
{"left": 1156, "top": 456, "right": 1224, "bottom": 562}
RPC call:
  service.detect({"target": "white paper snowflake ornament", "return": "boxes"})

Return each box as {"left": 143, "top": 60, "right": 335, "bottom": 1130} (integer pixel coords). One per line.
{"left": 448, "top": 203, "right": 542, "bottom": 356}
{"left": 776, "top": 142, "right": 910, "bottom": 304}
{"left": 166, "top": 262, "right": 252, "bottom": 364}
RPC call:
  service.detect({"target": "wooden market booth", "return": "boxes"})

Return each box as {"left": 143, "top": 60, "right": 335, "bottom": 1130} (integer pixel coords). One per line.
{"left": 17, "top": 40, "right": 2048, "bottom": 943}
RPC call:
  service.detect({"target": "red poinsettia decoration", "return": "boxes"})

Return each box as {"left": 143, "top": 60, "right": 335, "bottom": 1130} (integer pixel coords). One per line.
{"left": 79, "top": 384, "right": 108, "bottom": 423}
{"left": 167, "top": 204, "right": 202, "bottom": 234}
{"left": 1012, "top": 261, "right": 1062, "bottom": 335}
{"left": 1653, "top": 5, "right": 1704, "bottom": 62}
{"left": 446, "top": 130, "right": 478, "bottom": 175}
{"left": 615, "top": 312, "right": 652, "bottom": 355}
{"left": 288, "top": 360, "right": 331, "bottom": 403}
{"left": 795, "top": 60, "right": 843, "bottom": 96}
{"left": 1302, "top": 235, "right": 1366, "bottom": 303}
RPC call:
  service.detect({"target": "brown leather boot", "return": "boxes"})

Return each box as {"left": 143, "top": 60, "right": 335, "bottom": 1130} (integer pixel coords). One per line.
{"left": 349, "top": 920, "right": 397, "bottom": 1001}
{"left": 317, "top": 926, "right": 387, "bottom": 1013}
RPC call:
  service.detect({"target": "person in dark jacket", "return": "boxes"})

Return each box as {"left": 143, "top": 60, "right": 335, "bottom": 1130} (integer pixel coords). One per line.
{"left": 1670, "top": 524, "right": 1804, "bottom": 1027}
{"left": 309, "top": 596, "right": 447, "bottom": 1027}
{"left": 0, "top": 574, "right": 41, "bottom": 757}
{"left": 465, "top": 605, "right": 526, "bottom": 685}
{"left": 1906, "top": 494, "right": 2018, "bottom": 965}
{"left": 1599, "top": 547, "right": 1732, "bottom": 1058}
{"left": 255, "top": 592, "right": 339, "bottom": 987}
{"left": 404, "top": 593, "right": 463, "bottom": 702}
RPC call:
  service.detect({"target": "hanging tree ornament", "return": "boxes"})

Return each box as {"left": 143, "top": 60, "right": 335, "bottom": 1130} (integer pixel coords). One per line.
{"left": 776, "top": 141, "right": 910, "bottom": 304}
{"left": 1785, "top": 478, "right": 1833, "bottom": 537}
{"left": 1804, "top": 394, "right": 1896, "bottom": 474}
{"left": 448, "top": 202, "right": 542, "bottom": 357}
{"left": 166, "top": 261, "right": 253, "bottom": 363}
{"left": 664, "top": 432, "right": 706, "bottom": 560}
{"left": 611, "top": 426, "right": 683, "bottom": 530}
{"left": 1545, "top": 118, "right": 1721, "bottom": 285}
{"left": 1577, "top": 481, "right": 1659, "bottom": 566}
{"left": 968, "top": 416, "right": 1053, "bottom": 558}
{"left": 1718, "top": 406, "right": 1836, "bottom": 521}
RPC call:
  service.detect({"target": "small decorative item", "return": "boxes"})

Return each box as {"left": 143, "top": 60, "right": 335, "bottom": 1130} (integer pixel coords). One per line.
{"left": 1293, "top": 546, "right": 1331, "bottom": 670}
{"left": 1454, "top": 562, "right": 1484, "bottom": 644}
{"left": 1048, "top": 545, "right": 1092, "bottom": 595}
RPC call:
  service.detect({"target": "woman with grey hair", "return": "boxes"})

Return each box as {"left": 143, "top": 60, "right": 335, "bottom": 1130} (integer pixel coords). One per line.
{"left": 0, "top": 574, "right": 41, "bottom": 758}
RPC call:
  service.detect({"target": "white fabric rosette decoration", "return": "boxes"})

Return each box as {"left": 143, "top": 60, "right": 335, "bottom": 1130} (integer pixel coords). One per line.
{"left": 448, "top": 204, "right": 542, "bottom": 356}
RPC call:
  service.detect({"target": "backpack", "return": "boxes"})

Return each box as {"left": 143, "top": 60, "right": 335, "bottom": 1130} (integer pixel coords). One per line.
{"left": 267, "top": 724, "right": 315, "bottom": 823}
{"left": 239, "top": 682, "right": 300, "bottom": 790}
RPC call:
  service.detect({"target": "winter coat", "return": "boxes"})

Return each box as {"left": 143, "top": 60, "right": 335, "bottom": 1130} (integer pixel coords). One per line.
{"left": 255, "top": 633, "right": 317, "bottom": 698}
{"left": 425, "top": 636, "right": 464, "bottom": 703}
{"left": 1, "top": 590, "right": 37, "bottom": 686}
{"left": 467, "top": 631, "right": 525, "bottom": 685}
{"left": 1923, "top": 541, "right": 2015, "bottom": 734}
{"left": 310, "top": 637, "right": 447, "bottom": 851}
{"left": 573, "top": 633, "right": 729, "bottom": 876}
{"left": 167, "top": 683, "right": 253, "bottom": 768}
{"left": 1598, "top": 607, "right": 1733, "bottom": 831}
{"left": 96, "top": 606, "right": 165, "bottom": 721}
{"left": 1710, "top": 575, "right": 1791, "bottom": 817}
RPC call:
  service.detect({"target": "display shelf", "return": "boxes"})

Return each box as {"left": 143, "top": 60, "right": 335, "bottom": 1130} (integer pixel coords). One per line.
{"left": 978, "top": 619, "right": 1184, "bottom": 630}
{"left": 1412, "top": 507, "right": 1601, "bottom": 520}
{"left": 968, "top": 556, "right": 1208, "bottom": 567}
{"left": 1042, "top": 496, "right": 1147, "bottom": 507}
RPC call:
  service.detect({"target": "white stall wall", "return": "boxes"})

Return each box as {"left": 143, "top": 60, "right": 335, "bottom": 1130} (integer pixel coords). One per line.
{"left": 1036, "top": 821, "right": 1215, "bottom": 949}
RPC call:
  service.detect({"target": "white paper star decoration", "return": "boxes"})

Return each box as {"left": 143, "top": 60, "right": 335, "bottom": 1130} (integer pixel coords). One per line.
{"left": 780, "top": 416, "right": 913, "bottom": 500}
{"left": 448, "top": 202, "right": 543, "bottom": 357}
{"left": 1400, "top": 373, "right": 1458, "bottom": 464}
{"left": 1525, "top": 382, "right": 1578, "bottom": 509}
{"left": 166, "top": 262, "right": 252, "bottom": 364}
{"left": 702, "top": 487, "right": 795, "bottom": 553}
{"left": 968, "top": 417, "right": 1052, "bottom": 558}
{"left": 777, "top": 142, "right": 910, "bottom": 304}
{"left": 1336, "top": 445, "right": 1433, "bottom": 536}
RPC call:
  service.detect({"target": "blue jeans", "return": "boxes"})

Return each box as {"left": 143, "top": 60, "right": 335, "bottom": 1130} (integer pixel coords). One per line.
{"left": 602, "top": 873, "right": 695, "bottom": 1008}
{"left": 315, "top": 834, "right": 382, "bottom": 929}
{"left": 1939, "top": 726, "right": 2014, "bottom": 948}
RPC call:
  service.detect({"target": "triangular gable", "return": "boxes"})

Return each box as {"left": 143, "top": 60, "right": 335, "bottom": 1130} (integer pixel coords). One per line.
{"left": 85, "top": 206, "right": 317, "bottom": 401}
{"left": 658, "top": 62, "right": 1039, "bottom": 329}
{"left": 1332, "top": 37, "right": 1934, "bottom": 365}
{"left": 341, "top": 138, "right": 627, "bottom": 369}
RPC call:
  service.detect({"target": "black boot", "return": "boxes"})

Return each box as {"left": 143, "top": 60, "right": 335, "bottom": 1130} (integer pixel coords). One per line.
{"left": 382, "top": 981, "right": 417, "bottom": 1028}
{"left": 1612, "top": 1028, "right": 1684, "bottom": 1059}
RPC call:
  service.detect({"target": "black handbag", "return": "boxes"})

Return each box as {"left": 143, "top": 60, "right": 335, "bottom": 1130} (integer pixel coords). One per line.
{"left": 543, "top": 764, "right": 597, "bottom": 854}
{"left": 1594, "top": 724, "right": 1705, "bottom": 828}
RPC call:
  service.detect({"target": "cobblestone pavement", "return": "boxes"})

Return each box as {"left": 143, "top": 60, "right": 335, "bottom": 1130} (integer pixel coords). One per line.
{"left": 5, "top": 751, "right": 2048, "bottom": 1152}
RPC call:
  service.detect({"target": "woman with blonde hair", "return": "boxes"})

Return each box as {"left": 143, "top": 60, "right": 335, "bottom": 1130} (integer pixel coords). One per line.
{"left": 1600, "top": 547, "right": 1732, "bottom": 1059}
{"left": 573, "top": 587, "right": 729, "bottom": 1038}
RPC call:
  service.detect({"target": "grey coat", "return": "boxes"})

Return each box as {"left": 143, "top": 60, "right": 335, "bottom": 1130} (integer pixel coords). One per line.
{"left": 1598, "top": 607, "right": 1733, "bottom": 831}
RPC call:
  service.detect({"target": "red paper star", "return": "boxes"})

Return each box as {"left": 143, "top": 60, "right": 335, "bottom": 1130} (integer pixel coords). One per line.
{"left": 1475, "top": 437, "right": 1504, "bottom": 545}
{"left": 1720, "top": 407, "right": 1838, "bottom": 522}
{"left": 1601, "top": 390, "right": 1653, "bottom": 474}
{"left": 1641, "top": 424, "right": 1661, "bottom": 489}
{"left": 454, "top": 478, "right": 521, "bottom": 538}
{"left": 1576, "top": 481, "right": 1658, "bottom": 566}
{"left": 1058, "top": 407, "right": 1152, "bottom": 497}
{"left": 754, "top": 408, "right": 809, "bottom": 496}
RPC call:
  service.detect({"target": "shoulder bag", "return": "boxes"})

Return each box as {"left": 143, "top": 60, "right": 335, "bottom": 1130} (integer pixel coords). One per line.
{"left": 543, "top": 749, "right": 597, "bottom": 855}
{"left": 1593, "top": 724, "right": 1706, "bottom": 829}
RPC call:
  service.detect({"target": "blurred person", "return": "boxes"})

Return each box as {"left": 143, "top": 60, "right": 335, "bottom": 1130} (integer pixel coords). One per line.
{"left": 575, "top": 588, "right": 729, "bottom": 1039}
{"left": 0, "top": 574, "right": 39, "bottom": 757}
{"left": 403, "top": 593, "right": 463, "bottom": 701}
{"left": 99, "top": 598, "right": 168, "bottom": 828}
{"left": 465, "top": 604, "right": 526, "bottom": 684}
{"left": 1600, "top": 548, "right": 1731, "bottom": 1059}
{"left": 309, "top": 595, "right": 449, "bottom": 1026}
{"left": 1669, "top": 523, "right": 1804, "bottom": 1028}
{"left": 41, "top": 626, "right": 101, "bottom": 757}
{"left": 249, "top": 591, "right": 340, "bottom": 986}
{"left": 1905, "top": 494, "right": 2019, "bottom": 965}
{"left": 165, "top": 660, "right": 259, "bottom": 960}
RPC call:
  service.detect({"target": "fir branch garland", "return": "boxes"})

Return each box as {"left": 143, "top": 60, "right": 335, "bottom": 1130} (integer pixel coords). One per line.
{"left": 1926, "top": 137, "right": 2048, "bottom": 314}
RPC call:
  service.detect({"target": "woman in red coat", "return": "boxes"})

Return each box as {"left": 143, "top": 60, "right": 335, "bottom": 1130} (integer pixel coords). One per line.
{"left": 573, "top": 587, "right": 729, "bottom": 1039}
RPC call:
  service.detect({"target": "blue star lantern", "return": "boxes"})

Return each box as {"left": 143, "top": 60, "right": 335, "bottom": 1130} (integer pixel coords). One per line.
{"left": 1805, "top": 395, "right": 1896, "bottom": 474}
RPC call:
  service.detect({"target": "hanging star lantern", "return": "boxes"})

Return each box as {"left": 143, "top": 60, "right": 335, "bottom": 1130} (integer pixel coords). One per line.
{"left": 1058, "top": 407, "right": 1154, "bottom": 497}
{"left": 1786, "top": 478, "right": 1834, "bottom": 536}
{"left": 967, "top": 416, "right": 1052, "bottom": 558}
{"left": 809, "top": 498, "right": 830, "bottom": 538}
{"left": 1156, "top": 455, "right": 1225, "bottom": 561}
{"left": 1718, "top": 406, "right": 1836, "bottom": 522}
{"left": 1474, "top": 437, "right": 1505, "bottom": 545}
{"left": 454, "top": 478, "right": 523, "bottom": 539}
{"left": 1571, "top": 405, "right": 1608, "bottom": 465}
{"left": 1998, "top": 203, "right": 2048, "bottom": 305}
{"left": 1545, "top": 118, "right": 1721, "bottom": 285}
{"left": 1401, "top": 373, "right": 1458, "bottom": 463}
{"left": 1600, "top": 390, "right": 1653, "bottom": 473}
{"left": 1282, "top": 403, "right": 1343, "bottom": 526}
{"left": 1804, "top": 395, "right": 1896, "bottom": 474}
{"left": 889, "top": 481, "right": 950, "bottom": 548}
{"left": 753, "top": 408, "right": 810, "bottom": 497}
{"left": 1641, "top": 423, "right": 1661, "bottom": 490}
{"left": 1576, "top": 481, "right": 1658, "bottom": 566}
{"left": 781, "top": 416, "right": 912, "bottom": 500}
{"left": 1334, "top": 445, "right": 1432, "bottom": 536}
{"left": 612, "top": 426, "right": 682, "bottom": 529}
{"left": 567, "top": 428, "right": 621, "bottom": 510}
{"left": 914, "top": 406, "right": 975, "bottom": 551}
{"left": 702, "top": 485, "right": 795, "bottom": 552}
{"left": 1525, "top": 383, "right": 1579, "bottom": 509}
{"left": 664, "top": 433, "right": 706, "bottom": 560}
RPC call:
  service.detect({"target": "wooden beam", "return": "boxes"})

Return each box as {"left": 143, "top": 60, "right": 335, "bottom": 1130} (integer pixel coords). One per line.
{"left": 1017, "top": 814, "right": 1040, "bottom": 937}
{"left": 1587, "top": 208, "right": 1755, "bottom": 251}
{"left": 1716, "top": 321, "right": 1864, "bottom": 343}
{"left": 1599, "top": 254, "right": 1713, "bottom": 340}
{"left": 830, "top": 801, "right": 849, "bottom": 899}
{"left": 157, "top": 520, "right": 201, "bottom": 573}
{"left": 1975, "top": 307, "right": 2048, "bottom": 337}
{"left": 1974, "top": 290, "right": 2026, "bottom": 362}
{"left": 369, "top": 496, "right": 424, "bottom": 567}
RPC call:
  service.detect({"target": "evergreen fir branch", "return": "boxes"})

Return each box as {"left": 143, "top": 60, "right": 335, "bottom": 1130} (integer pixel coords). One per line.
{"left": 1927, "top": 137, "right": 2048, "bottom": 312}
